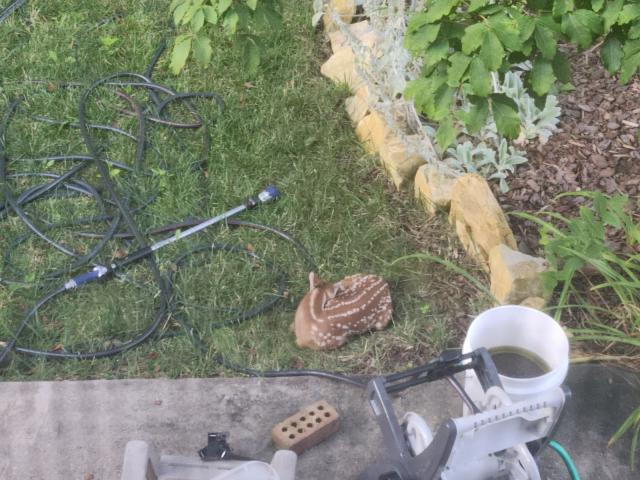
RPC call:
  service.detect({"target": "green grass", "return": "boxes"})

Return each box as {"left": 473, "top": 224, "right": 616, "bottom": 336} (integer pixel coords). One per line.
{"left": 0, "top": 0, "right": 490, "bottom": 381}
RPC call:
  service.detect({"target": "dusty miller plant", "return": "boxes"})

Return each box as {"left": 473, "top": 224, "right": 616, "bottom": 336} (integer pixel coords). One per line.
{"left": 445, "top": 138, "right": 527, "bottom": 193}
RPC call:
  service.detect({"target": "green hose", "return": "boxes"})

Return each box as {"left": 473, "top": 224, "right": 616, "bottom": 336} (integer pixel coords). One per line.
{"left": 549, "top": 440, "right": 581, "bottom": 480}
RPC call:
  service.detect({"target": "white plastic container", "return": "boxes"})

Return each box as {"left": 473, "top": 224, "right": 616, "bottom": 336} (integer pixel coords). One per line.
{"left": 462, "top": 305, "right": 569, "bottom": 407}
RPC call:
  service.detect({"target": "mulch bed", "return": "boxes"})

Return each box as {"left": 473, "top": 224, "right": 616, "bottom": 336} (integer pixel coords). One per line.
{"left": 496, "top": 47, "right": 640, "bottom": 254}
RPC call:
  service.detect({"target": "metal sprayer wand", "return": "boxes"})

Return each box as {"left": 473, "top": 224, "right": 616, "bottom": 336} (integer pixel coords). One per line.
{"left": 63, "top": 185, "right": 280, "bottom": 290}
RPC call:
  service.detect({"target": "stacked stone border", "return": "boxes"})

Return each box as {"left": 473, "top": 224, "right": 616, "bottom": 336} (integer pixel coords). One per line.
{"left": 320, "top": 1, "right": 548, "bottom": 309}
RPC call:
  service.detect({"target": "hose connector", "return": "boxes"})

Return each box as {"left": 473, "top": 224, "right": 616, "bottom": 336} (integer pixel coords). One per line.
{"left": 245, "top": 185, "right": 280, "bottom": 209}
{"left": 258, "top": 185, "right": 279, "bottom": 204}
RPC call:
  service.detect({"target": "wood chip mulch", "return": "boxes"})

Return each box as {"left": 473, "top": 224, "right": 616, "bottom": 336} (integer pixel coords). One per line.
{"left": 495, "top": 48, "right": 640, "bottom": 254}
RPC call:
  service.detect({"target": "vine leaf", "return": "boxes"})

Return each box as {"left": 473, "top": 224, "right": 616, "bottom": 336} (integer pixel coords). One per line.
{"left": 194, "top": 34, "right": 213, "bottom": 65}
{"left": 447, "top": 52, "right": 472, "bottom": 86}
{"left": 459, "top": 97, "right": 489, "bottom": 134}
{"left": 603, "top": 0, "right": 624, "bottom": 31}
{"left": 170, "top": 34, "right": 192, "bottom": 75}
{"left": 530, "top": 58, "right": 556, "bottom": 95}
{"left": 424, "top": 0, "right": 460, "bottom": 23}
{"left": 601, "top": 35, "right": 624, "bottom": 73}
{"left": 480, "top": 30, "right": 504, "bottom": 70}
{"left": 491, "top": 94, "right": 521, "bottom": 139}
{"left": 462, "top": 23, "right": 488, "bottom": 54}
{"left": 535, "top": 23, "right": 557, "bottom": 59}
{"left": 436, "top": 116, "right": 458, "bottom": 151}
{"left": 561, "top": 10, "right": 602, "bottom": 49}
{"left": 469, "top": 57, "right": 492, "bottom": 96}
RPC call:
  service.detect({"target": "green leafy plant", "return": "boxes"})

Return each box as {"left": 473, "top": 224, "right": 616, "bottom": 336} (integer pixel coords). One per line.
{"left": 168, "top": 0, "right": 282, "bottom": 75}
{"left": 515, "top": 192, "right": 640, "bottom": 466}
{"left": 515, "top": 191, "right": 640, "bottom": 328}
{"left": 404, "top": 0, "right": 640, "bottom": 151}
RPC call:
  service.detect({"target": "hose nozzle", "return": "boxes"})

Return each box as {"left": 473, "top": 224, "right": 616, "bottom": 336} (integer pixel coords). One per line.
{"left": 246, "top": 185, "right": 280, "bottom": 209}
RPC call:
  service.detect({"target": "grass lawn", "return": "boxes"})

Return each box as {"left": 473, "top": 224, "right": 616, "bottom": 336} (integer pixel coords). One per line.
{"left": 0, "top": 0, "right": 490, "bottom": 381}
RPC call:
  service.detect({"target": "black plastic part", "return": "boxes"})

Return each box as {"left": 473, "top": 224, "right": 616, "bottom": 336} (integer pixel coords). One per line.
{"left": 198, "top": 432, "right": 251, "bottom": 462}
{"left": 360, "top": 348, "right": 502, "bottom": 480}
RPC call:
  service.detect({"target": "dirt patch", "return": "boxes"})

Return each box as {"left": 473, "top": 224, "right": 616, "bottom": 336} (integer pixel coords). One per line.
{"left": 497, "top": 47, "right": 640, "bottom": 254}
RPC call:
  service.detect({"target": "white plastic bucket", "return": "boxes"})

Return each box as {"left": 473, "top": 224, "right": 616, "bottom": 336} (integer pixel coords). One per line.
{"left": 462, "top": 305, "right": 569, "bottom": 406}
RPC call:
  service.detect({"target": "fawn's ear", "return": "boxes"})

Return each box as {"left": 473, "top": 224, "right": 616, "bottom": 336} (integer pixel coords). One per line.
{"left": 309, "top": 272, "right": 321, "bottom": 290}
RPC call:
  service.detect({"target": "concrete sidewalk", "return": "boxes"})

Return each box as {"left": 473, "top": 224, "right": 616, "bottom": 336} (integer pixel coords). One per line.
{"left": 0, "top": 364, "right": 638, "bottom": 479}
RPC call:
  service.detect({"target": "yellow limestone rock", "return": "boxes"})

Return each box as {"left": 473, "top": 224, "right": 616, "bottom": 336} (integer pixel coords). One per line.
{"left": 379, "top": 135, "right": 425, "bottom": 190}
{"left": 520, "top": 296, "right": 547, "bottom": 311}
{"left": 345, "top": 85, "right": 373, "bottom": 124}
{"left": 355, "top": 111, "right": 390, "bottom": 154}
{"left": 345, "top": 95, "right": 369, "bottom": 124}
{"left": 449, "top": 174, "right": 517, "bottom": 268}
{"left": 328, "top": 21, "right": 375, "bottom": 53}
{"left": 414, "top": 164, "right": 458, "bottom": 216}
{"left": 323, "top": 0, "right": 357, "bottom": 32}
{"left": 489, "top": 244, "right": 549, "bottom": 304}
{"left": 320, "top": 47, "right": 363, "bottom": 92}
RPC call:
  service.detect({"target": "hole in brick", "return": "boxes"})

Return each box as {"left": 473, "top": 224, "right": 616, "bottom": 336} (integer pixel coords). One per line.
{"left": 300, "top": 416, "right": 306, "bottom": 421}
{"left": 307, "top": 423, "right": 313, "bottom": 428}
{"left": 282, "top": 427, "right": 288, "bottom": 432}
{"left": 315, "top": 417, "right": 322, "bottom": 423}
{"left": 324, "top": 412, "right": 330, "bottom": 417}
{"left": 297, "top": 428, "right": 303, "bottom": 433}
{"left": 309, "top": 411, "right": 315, "bottom": 416}
{"left": 289, "top": 434, "right": 295, "bottom": 439}
{"left": 290, "top": 422, "right": 297, "bottom": 427}
{"left": 318, "top": 405, "right": 324, "bottom": 410}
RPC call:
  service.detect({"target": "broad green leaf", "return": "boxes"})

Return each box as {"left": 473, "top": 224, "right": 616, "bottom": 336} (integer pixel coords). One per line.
{"left": 406, "top": 12, "right": 431, "bottom": 33}
{"left": 535, "top": 24, "right": 557, "bottom": 59}
{"left": 430, "top": 84, "right": 455, "bottom": 120}
{"left": 203, "top": 5, "right": 218, "bottom": 24}
{"left": 244, "top": 38, "right": 261, "bottom": 75}
{"left": 469, "top": 57, "right": 491, "bottom": 96}
{"left": 253, "top": 2, "right": 281, "bottom": 29}
{"left": 630, "top": 22, "right": 640, "bottom": 39}
{"left": 405, "top": 78, "right": 433, "bottom": 113}
{"left": 552, "top": 51, "right": 572, "bottom": 82}
{"left": 193, "top": 34, "right": 212, "bottom": 65}
{"left": 424, "top": 0, "right": 460, "bottom": 23}
{"left": 424, "top": 37, "right": 450, "bottom": 68}
{"left": 618, "top": 4, "right": 640, "bottom": 25}
{"left": 553, "top": 0, "right": 575, "bottom": 16}
{"left": 591, "top": 0, "right": 604, "bottom": 11}
{"left": 601, "top": 35, "right": 623, "bottom": 73}
{"left": 246, "top": 0, "right": 258, "bottom": 11}
{"left": 223, "top": 11, "right": 239, "bottom": 35}
{"left": 462, "top": 22, "right": 488, "bottom": 54}
{"left": 561, "top": 10, "right": 603, "bottom": 49}
{"left": 488, "top": 14, "right": 523, "bottom": 51}
{"left": 191, "top": 9, "right": 205, "bottom": 31}
{"left": 530, "top": 58, "right": 556, "bottom": 95}
{"left": 480, "top": 31, "right": 504, "bottom": 70}
{"left": 170, "top": 0, "right": 187, "bottom": 12}
{"left": 528, "top": 0, "right": 554, "bottom": 11}
{"left": 537, "top": 14, "right": 563, "bottom": 35}
{"left": 603, "top": 0, "right": 624, "bottom": 31}
{"left": 218, "top": 0, "right": 233, "bottom": 15}
{"left": 447, "top": 52, "right": 471, "bottom": 86}
{"left": 518, "top": 16, "right": 537, "bottom": 41}
{"left": 173, "top": 1, "right": 190, "bottom": 25}
{"left": 469, "top": 0, "right": 488, "bottom": 12}
{"left": 459, "top": 97, "right": 489, "bottom": 133}
{"left": 435, "top": 116, "right": 457, "bottom": 151}
{"left": 181, "top": 4, "right": 202, "bottom": 25}
{"left": 491, "top": 93, "right": 521, "bottom": 139}
{"left": 621, "top": 39, "right": 640, "bottom": 83}
{"left": 170, "top": 35, "right": 192, "bottom": 75}
{"left": 405, "top": 24, "right": 441, "bottom": 54}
